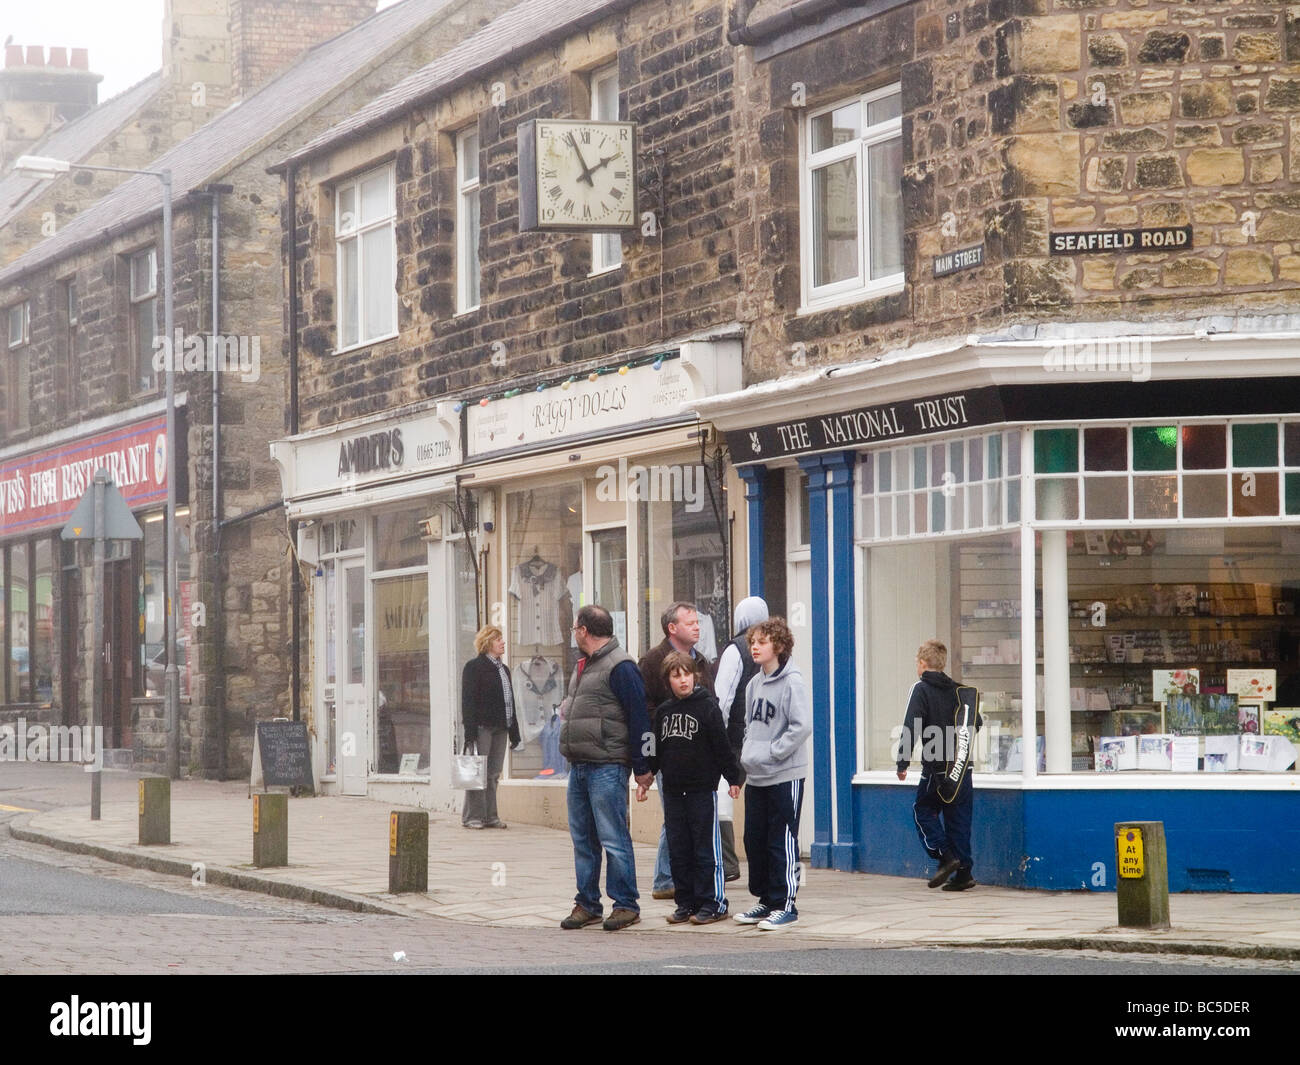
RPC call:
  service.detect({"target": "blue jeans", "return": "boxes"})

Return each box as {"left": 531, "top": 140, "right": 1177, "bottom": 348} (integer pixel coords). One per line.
{"left": 567, "top": 762, "right": 639, "bottom": 915}
{"left": 653, "top": 771, "right": 674, "bottom": 892}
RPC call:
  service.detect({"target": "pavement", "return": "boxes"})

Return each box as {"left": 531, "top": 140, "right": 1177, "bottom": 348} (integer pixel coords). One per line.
{"left": 11, "top": 777, "right": 1300, "bottom": 960}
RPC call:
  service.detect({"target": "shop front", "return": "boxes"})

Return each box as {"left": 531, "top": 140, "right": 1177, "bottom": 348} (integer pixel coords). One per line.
{"left": 454, "top": 335, "right": 742, "bottom": 828}
{"left": 271, "top": 401, "right": 462, "bottom": 804}
{"left": 706, "top": 335, "right": 1300, "bottom": 891}
{"left": 0, "top": 402, "right": 189, "bottom": 766}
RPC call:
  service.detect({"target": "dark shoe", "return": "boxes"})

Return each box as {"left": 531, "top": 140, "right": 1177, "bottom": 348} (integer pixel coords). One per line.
{"left": 942, "top": 874, "right": 976, "bottom": 892}
{"left": 463, "top": 819, "right": 485, "bottom": 830}
{"left": 560, "top": 906, "right": 602, "bottom": 930}
{"left": 733, "top": 903, "right": 772, "bottom": 925}
{"left": 482, "top": 820, "right": 508, "bottom": 829}
{"left": 689, "top": 910, "right": 727, "bottom": 925}
{"left": 928, "top": 856, "right": 961, "bottom": 889}
{"left": 724, "top": 872, "right": 741, "bottom": 883}
{"left": 603, "top": 908, "right": 641, "bottom": 931}
{"left": 665, "top": 908, "right": 693, "bottom": 925}
{"left": 651, "top": 888, "right": 676, "bottom": 900}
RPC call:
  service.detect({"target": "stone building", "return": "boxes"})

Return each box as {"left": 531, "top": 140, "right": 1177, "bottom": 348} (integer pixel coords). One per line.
{"left": 0, "top": 0, "right": 516, "bottom": 776}
{"left": 270, "top": 0, "right": 748, "bottom": 824}
{"left": 691, "top": 0, "right": 1300, "bottom": 890}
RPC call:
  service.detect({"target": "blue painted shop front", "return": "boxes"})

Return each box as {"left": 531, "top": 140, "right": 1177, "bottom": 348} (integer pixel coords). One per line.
{"left": 853, "top": 782, "right": 1299, "bottom": 892}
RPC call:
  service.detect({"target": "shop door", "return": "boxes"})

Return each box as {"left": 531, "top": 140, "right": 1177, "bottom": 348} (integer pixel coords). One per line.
{"left": 103, "top": 558, "right": 135, "bottom": 750}
{"left": 787, "top": 558, "right": 814, "bottom": 858}
{"left": 338, "top": 561, "right": 369, "bottom": 795}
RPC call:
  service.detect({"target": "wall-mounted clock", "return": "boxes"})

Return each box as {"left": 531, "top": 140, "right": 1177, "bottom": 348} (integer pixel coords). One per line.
{"left": 518, "top": 119, "right": 638, "bottom": 232}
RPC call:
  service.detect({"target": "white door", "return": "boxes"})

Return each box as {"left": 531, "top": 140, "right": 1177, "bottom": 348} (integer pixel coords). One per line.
{"left": 787, "top": 558, "right": 815, "bottom": 858}
{"left": 339, "top": 561, "right": 369, "bottom": 795}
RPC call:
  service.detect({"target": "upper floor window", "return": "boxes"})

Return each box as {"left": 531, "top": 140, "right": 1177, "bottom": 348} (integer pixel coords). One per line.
{"left": 130, "top": 248, "right": 158, "bottom": 392}
{"left": 800, "top": 84, "right": 904, "bottom": 312}
{"left": 456, "top": 127, "right": 481, "bottom": 313}
{"left": 336, "top": 165, "right": 397, "bottom": 350}
{"left": 591, "top": 64, "right": 622, "bottom": 274}
{"left": 7, "top": 300, "right": 30, "bottom": 431}
{"left": 63, "top": 279, "right": 79, "bottom": 414}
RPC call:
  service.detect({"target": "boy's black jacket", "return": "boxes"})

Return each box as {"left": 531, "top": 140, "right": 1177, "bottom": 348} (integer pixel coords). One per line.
{"left": 649, "top": 686, "right": 744, "bottom": 792}
{"left": 896, "top": 669, "right": 982, "bottom": 773}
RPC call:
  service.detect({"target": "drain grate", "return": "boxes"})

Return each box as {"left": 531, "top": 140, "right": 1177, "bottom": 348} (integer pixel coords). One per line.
{"left": 1185, "top": 867, "right": 1232, "bottom": 892}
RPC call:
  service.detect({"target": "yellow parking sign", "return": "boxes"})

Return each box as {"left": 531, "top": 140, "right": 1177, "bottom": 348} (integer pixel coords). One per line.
{"left": 1118, "top": 826, "right": 1145, "bottom": 879}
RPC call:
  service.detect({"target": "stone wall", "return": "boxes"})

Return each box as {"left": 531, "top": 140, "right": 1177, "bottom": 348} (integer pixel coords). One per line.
{"left": 733, "top": 0, "right": 1300, "bottom": 379}
{"left": 292, "top": 0, "right": 740, "bottom": 431}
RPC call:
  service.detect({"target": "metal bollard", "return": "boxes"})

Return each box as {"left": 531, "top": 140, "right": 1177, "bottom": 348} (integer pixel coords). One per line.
{"left": 138, "top": 776, "right": 171, "bottom": 846}
{"left": 1115, "top": 821, "right": 1170, "bottom": 929}
{"left": 388, "top": 810, "right": 428, "bottom": 893}
{"left": 253, "top": 792, "right": 289, "bottom": 868}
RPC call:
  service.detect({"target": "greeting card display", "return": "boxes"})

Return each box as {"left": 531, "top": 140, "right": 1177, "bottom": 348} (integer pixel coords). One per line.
{"left": 1204, "top": 735, "right": 1239, "bottom": 773}
{"left": 1097, "top": 735, "right": 1137, "bottom": 772}
{"left": 1262, "top": 708, "right": 1300, "bottom": 743}
{"left": 1170, "top": 736, "right": 1200, "bottom": 773}
{"left": 1152, "top": 669, "right": 1199, "bottom": 702}
{"left": 1165, "top": 692, "right": 1238, "bottom": 736}
{"left": 1137, "top": 734, "right": 1174, "bottom": 771}
{"left": 1226, "top": 669, "right": 1276, "bottom": 702}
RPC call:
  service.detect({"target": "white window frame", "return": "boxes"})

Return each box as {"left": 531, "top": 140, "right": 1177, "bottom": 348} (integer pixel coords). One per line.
{"left": 799, "top": 83, "right": 904, "bottom": 314}
{"left": 7, "top": 300, "right": 29, "bottom": 349}
{"left": 590, "top": 64, "right": 623, "bottom": 275}
{"left": 334, "top": 163, "right": 398, "bottom": 353}
{"left": 456, "top": 127, "right": 481, "bottom": 314}
{"left": 129, "top": 248, "right": 158, "bottom": 393}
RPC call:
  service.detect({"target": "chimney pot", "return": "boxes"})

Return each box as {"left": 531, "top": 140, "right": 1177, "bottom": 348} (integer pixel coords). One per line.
{"left": 4, "top": 45, "right": 22, "bottom": 68}
{"left": 70, "top": 48, "right": 89, "bottom": 71}
{"left": 25, "top": 45, "right": 44, "bottom": 67}
{"left": 48, "top": 47, "right": 68, "bottom": 68}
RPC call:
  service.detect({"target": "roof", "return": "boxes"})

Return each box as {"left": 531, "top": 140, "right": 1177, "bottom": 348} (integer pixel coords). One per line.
{"left": 0, "top": 71, "right": 164, "bottom": 231}
{"left": 0, "top": 0, "right": 469, "bottom": 287}
{"left": 278, "top": 0, "right": 639, "bottom": 169}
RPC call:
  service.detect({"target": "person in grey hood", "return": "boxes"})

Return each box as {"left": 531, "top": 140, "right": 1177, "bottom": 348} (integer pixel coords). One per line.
{"left": 712, "top": 595, "right": 769, "bottom": 880}
{"left": 734, "top": 617, "right": 811, "bottom": 931}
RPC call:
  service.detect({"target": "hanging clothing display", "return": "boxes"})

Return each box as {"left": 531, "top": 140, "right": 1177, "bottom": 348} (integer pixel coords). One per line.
{"left": 513, "top": 656, "right": 564, "bottom": 742}
{"left": 696, "top": 612, "right": 718, "bottom": 661}
{"left": 535, "top": 713, "right": 569, "bottom": 779}
{"left": 566, "top": 571, "right": 584, "bottom": 649}
{"left": 509, "top": 558, "right": 565, "bottom": 646}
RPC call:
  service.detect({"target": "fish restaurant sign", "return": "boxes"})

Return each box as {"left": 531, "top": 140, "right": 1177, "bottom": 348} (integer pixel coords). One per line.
{"left": 0, "top": 415, "right": 168, "bottom": 536}
{"left": 727, "top": 387, "right": 1004, "bottom": 463}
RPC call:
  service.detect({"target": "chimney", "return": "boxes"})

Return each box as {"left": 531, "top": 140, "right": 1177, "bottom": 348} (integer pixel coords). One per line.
{"left": 0, "top": 44, "right": 103, "bottom": 171}
{"left": 228, "top": 0, "right": 378, "bottom": 101}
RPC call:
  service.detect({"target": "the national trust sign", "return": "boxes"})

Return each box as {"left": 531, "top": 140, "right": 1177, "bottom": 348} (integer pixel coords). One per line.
{"left": 726, "top": 386, "right": 1005, "bottom": 464}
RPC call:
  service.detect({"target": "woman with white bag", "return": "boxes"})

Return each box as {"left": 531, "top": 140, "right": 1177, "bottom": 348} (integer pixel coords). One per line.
{"left": 460, "top": 626, "right": 520, "bottom": 829}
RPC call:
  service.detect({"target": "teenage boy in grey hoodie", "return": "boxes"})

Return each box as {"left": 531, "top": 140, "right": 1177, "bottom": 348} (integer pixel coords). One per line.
{"left": 734, "top": 617, "right": 811, "bottom": 931}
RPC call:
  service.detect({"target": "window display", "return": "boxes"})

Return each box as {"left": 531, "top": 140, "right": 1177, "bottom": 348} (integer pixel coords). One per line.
{"left": 506, "top": 484, "right": 583, "bottom": 779}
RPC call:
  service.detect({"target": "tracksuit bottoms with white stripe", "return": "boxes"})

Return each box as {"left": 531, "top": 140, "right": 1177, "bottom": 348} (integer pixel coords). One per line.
{"left": 743, "top": 779, "right": 804, "bottom": 913}
{"left": 663, "top": 789, "right": 727, "bottom": 916}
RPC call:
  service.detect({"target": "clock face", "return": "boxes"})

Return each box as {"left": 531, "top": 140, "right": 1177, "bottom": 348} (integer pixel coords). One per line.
{"left": 533, "top": 120, "right": 636, "bottom": 230}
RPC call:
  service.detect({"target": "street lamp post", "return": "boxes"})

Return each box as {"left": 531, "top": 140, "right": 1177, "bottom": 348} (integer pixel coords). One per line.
{"left": 16, "top": 155, "right": 181, "bottom": 780}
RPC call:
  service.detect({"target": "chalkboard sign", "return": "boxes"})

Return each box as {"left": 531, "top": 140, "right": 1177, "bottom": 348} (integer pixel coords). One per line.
{"left": 252, "top": 721, "right": 315, "bottom": 792}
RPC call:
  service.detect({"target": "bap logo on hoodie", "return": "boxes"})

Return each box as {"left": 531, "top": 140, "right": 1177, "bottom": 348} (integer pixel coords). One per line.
{"left": 662, "top": 712, "right": 699, "bottom": 741}
{"left": 750, "top": 699, "right": 777, "bottom": 725}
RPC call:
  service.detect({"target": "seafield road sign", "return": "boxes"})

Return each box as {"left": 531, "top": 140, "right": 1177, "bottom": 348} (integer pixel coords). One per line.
{"left": 933, "top": 244, "right": 984, "bottom": 277}
{"left": 1050, "top": 226, "right": 1192, "bottom": 255}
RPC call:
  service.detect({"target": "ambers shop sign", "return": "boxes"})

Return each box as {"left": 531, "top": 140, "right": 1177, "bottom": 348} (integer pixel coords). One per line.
{"left": 727, "top": 386, "right": 1004, "bottom": 463}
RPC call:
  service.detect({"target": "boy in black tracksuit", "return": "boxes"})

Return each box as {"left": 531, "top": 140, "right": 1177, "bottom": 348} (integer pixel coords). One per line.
{"left": 896, "top": 639, "right": 982, "bottom": 891}
{"left": 642, "top": 651, "right": 743, "bottom": 925}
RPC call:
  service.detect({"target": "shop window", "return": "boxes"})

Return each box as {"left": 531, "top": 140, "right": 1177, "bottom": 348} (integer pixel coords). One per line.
{"left": 335, "top": 165, "right": 397, "bottom": 349}
{"left": 374, "top": 572, "right": 429, "bottom": 774}
{"left": 590, "top": 64, "right": 622, "bottom": 274}
{"left": 506, "top": 484, "right": 583, "bottom": 779}
{"left": 129, "top": 249, "right": 158, "bottom": 393}
{"left": 456, "top": 127, "right": 481, "bottom": 313}
{"left": 33, "top": 541, "right": 52, "bottom": 705}
{"left": 141, "top": 514, "right": 165, "bottom": 697}
{"left": 375, "top": 506, "right": 427, "bottom": 570}
{"left": 9, "top": 542, "right": 28, "bottom": 702}
{"left": 1035, "top": 420, "right": 1298, "bottom": 523}
{"left": 7, "top": 299, "right": 30, "bottom": 432}
{"left": 637, "top": 460, "right": 727, "bottom": 660}
{"left": 801, "top": 84, "right": 903, "bottom": 311}
{"left": 1063, "top": 528, "right": 1299, "bottom": 774}
{"left": 865, "top": 532, "right": 1030, "bottom": 772}
{"left": 859, "top": 430, "right": 1019, "bottom": 542}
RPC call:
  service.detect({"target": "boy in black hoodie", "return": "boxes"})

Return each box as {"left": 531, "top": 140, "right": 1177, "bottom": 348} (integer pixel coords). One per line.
{"left": 641, "top": 651, "right": 743, "bottom": 924}
{"left": 896, "top": 639, "right": 981, "bottom": 891}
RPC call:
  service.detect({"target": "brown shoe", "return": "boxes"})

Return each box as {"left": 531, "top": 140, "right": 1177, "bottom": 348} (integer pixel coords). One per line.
{"left": 651, "top": 888, "right": 676, "bottom": 900}
{"left": 559, "top": 906, "right": 602, "bottom": 930}
{"left": 602, "top": 908, "right": 641, "bottom": 931}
